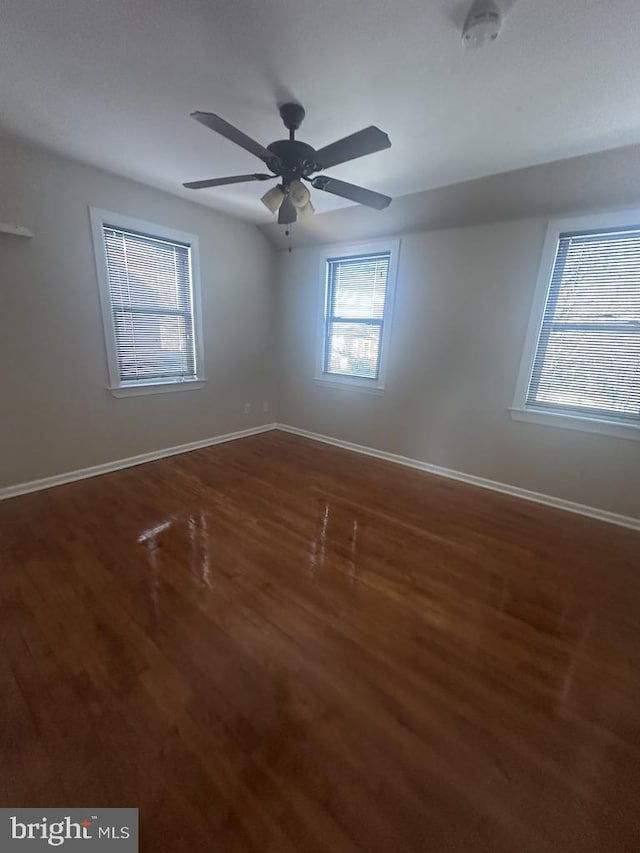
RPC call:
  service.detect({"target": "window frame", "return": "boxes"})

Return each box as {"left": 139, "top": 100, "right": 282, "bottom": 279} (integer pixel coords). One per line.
{"left": 314, "top": 239, "right": 400, "bottom": 393}
{"left": 512, "top": 208, "right": 640, "bottom": 442}
{"left": 90, "top": 208, "right": 206, "bottom": 398}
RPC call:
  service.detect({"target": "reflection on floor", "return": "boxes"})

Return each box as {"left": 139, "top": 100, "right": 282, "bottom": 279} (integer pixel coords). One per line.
{"left": 2, "top": 430, "right": 640, "bottom": 852}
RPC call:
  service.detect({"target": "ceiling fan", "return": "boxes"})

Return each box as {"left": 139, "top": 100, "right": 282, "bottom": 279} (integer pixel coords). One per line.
{"left": 183, "top": 102, "right": 392, "bottom": 224}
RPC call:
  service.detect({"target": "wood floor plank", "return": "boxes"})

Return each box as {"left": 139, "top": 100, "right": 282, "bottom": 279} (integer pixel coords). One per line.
{"left": 1, "top": 430, "right": 639, "bottom": 851}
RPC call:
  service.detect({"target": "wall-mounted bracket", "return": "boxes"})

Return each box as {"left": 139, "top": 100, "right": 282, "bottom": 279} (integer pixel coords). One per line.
{"left": 0, "top": 222, "right": 34, "bottom": 238}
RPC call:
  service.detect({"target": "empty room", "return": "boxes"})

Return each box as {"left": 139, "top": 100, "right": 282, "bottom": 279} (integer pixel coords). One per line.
{"left": 1, "top": 0, "right": 640, "bottom": 850}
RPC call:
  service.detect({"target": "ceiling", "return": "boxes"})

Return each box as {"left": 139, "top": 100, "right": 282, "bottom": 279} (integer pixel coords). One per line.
{"left": 2, "top": 0, "right": 640, "bottom": 223}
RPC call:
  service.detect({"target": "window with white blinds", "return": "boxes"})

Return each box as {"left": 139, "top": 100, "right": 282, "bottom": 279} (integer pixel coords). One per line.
{"left": 514, "top": 212, "right": 640, "bottom": 437}
{"left": 91, "top": 210, "right": 203, "bottom": 396}
{"left": 322, "top": 251, "right": 392, "bottom": 382}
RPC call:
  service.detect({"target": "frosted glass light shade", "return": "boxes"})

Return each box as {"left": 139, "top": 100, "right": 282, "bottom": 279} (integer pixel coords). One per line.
{"left": 289, "top": 180, "right": 311, "bottom": 209}
{"left": 261, "top": 185, "right": 285, "bottom": 214}
{"left": 297, "top": 200, "right": 315, "bottom": 219}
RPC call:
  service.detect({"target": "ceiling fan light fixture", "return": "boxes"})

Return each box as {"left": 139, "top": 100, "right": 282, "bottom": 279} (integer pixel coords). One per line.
{"left": 462, "top": 0, "right": 502, "bottom": 47}
{"left": 184, "top": 104, "right": 393, "bottom": 227}
{"left": 260, "top": 185, "right": 285, "bottom": 214}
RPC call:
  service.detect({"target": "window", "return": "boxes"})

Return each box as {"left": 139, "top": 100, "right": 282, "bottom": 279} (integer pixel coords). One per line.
{"left": 316, "top": 240, "right": 400, "bottom": 392}
{"left": 513, "top": 210, "right": 640, "bottom": 440}
{"left": 90, "top": 209, "right": 204, "bottom": 397}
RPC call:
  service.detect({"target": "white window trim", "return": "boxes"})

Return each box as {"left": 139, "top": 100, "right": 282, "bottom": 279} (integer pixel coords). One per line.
{"left": 89, "top": 207, "right": 206, "bottom": 397}
{"left": 314, "top": 238, "right": 401, "bottom": 393}
{"left": 512, "top": 207, "right": 640, "bottom": 442}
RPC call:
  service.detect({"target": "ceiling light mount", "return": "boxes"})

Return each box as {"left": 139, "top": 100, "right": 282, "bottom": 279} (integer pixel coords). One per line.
{"left": 279, "top": 102, "right": 306, "bottom": 133}
{"left": 462, "top": 0, "right": 502, "bottom": 47}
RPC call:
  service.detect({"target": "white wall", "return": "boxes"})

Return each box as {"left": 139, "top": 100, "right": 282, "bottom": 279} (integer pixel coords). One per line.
{"left": 2, "top": 132, "right": 638, "bottom": 520}
{"left": 277, "top": 218, "right": 640, "bottom": 519}
{"left": 0, "top": 135, "right": 277, "bottom": 487}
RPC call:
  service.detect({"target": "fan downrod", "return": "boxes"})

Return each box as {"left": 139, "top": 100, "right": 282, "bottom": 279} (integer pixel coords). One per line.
{"left": 279, "top": 102, "right": 306, "bottom": 133}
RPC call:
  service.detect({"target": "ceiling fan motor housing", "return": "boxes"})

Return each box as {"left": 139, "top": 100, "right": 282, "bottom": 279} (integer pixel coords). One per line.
{"left": 265, "top": 103, "right": 318, "bottom": 186}
{"left": 266, "top": 139, "right": 317, "bottom": 185}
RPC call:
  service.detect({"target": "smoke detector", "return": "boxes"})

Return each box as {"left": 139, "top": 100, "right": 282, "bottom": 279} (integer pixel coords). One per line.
{"left": 462, "top": 0, "right": 502, "bottom": 47}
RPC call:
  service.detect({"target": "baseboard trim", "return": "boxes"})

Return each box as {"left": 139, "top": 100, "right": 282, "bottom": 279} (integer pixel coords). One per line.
{"left": 0, "top": 424, "right": 278, "bottom": 501}
{"left": 276, "top": 424, "right": 640, "bottom": 532}
{"left": 4, "top": 422, "right": 638, "bottom": 532}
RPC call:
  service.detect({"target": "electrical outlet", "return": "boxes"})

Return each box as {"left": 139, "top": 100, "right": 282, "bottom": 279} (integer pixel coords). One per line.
{"left": 243, "top": 402, "right": 252, "bottom": 414}
{"left": 262, "top": 402, "right": 269, "bottom": 413}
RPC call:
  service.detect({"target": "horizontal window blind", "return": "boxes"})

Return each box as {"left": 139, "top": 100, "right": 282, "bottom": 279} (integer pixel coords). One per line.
{"left": 325, "top": 252, "right": 391, "bottom": 380}
{"left": 102, "top": 226, "right": 197, "bottom": 384}
{"left": 528, "top": 228, "right": 640, "bottom": 422}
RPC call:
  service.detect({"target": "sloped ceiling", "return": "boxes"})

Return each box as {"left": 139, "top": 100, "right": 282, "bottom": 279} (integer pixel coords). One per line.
{"left": 2, "top": 0, "right": 640, "bottom": 222}
{"left": 259, "top": 143, "right": 640, "bottom": 247}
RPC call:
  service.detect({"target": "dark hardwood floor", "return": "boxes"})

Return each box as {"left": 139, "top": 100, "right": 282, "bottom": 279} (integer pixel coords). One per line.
{"left": 1, "top": 430, "right": 640, "bottom": 851}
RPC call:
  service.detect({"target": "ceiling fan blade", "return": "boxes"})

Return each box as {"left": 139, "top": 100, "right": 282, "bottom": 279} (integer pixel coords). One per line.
{"left": 183, "top": 173, "right": 272, "bottom": 190}
{"left": 314, "top": 126, "right": 391, "bottom": 170}
{"left": 311, "top": 176, "right": 391, "bottom": 210}
{"left": 278, "top": 196, "right": 297, "bottom": 225}
{"left": 191, "top": 112, "right": 279, "bottom": 166}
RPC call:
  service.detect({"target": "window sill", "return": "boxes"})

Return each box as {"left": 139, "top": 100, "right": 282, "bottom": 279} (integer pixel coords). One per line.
{"left": 109, "top": 379, "right": 207, "bottom": 398}
{"left": 509, "top": 407, "right": 640, "bottom": 442}
{"left": 314, "top": 375, "right": 385, "bottom": 395}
